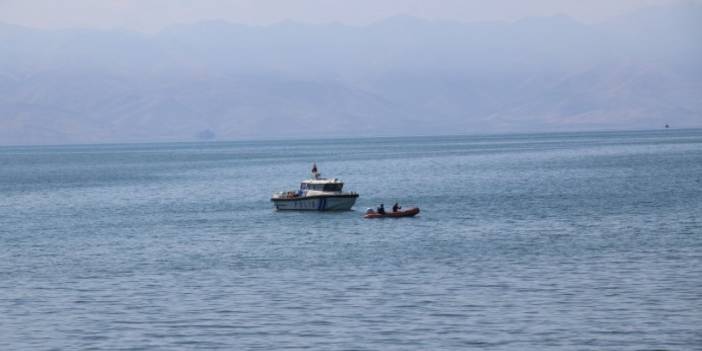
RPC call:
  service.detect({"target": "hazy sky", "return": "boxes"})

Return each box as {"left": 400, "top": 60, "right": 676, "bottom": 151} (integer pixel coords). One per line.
{"left": 0, "top": 0, "right": 689, "bottom": 32}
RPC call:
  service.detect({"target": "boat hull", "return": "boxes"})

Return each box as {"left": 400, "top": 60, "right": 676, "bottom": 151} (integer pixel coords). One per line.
{"left": 271, "top": 194, "right": 359, "bottom": 211}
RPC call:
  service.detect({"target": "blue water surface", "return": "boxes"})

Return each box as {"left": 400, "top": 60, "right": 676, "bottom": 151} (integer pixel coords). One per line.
{"left": 1, "top": 130, "right": 701, "bottom": 350}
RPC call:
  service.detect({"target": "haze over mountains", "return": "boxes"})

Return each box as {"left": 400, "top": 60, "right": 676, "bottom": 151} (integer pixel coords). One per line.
{"left": 0, "top": 3, "right": 700, "bottom": 145}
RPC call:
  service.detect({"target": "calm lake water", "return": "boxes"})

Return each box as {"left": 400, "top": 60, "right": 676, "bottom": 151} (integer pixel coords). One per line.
{"left": 1, "top": 130, "right": 701, "bottom": 350}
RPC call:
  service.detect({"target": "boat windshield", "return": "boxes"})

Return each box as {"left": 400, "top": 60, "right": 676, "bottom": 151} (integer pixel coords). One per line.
{"left": 323, "top": 183, "right": 343, "bottom": 192}
{"left": 300, "top": 183, "right": 343, "bottom": 192}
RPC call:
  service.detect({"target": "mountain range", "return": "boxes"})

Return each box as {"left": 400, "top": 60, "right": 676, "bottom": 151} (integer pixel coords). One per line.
{"left": 0, "top": 3, "right": 701, "bottom": 145}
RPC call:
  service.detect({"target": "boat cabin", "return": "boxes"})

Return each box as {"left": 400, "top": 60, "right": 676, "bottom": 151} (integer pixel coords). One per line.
{"left": 300, "top": 179, "right": 344, "bottom": 192}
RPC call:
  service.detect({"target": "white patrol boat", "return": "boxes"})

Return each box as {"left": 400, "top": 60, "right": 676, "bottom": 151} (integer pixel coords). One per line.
{"left": 271, "top": 164, "right": 359, "bottom": 211}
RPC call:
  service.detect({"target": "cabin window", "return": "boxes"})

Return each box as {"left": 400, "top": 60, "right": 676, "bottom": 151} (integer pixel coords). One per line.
{"left": 323, "top": 183, "right": 342, "bottom": 192}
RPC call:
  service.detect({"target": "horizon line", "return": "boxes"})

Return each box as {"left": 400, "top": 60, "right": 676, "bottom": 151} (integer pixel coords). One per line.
{"left": 1, "top": 127, "right": 698, "bottom": 149}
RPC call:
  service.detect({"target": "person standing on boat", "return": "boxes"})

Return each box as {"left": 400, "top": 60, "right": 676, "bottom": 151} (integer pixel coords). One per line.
{"left": 377, "top": 204, "right": 386, "bottom": 214}
{"left": 392, "top": 202, "right": 401, "bottom": 212}
{"left": 312, "top": 163, "right": 320, "bottom": 180}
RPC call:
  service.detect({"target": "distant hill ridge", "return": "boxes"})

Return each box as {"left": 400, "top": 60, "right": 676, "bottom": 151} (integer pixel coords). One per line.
{"left": 0, "top": 3, "right": 700, "bottom": 145}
